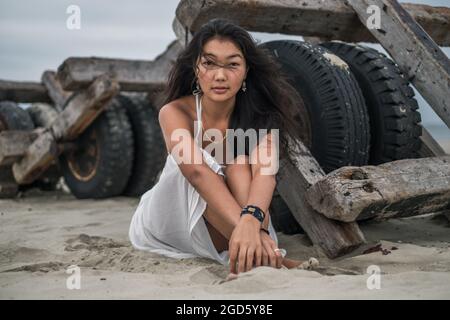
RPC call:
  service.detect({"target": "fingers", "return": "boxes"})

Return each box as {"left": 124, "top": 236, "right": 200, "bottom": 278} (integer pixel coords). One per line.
{"left": 263, "top": 242, "right": 277, "bottom": 268}
{"left": 269, "top": 244, "right": 283, "bottom": 269}
{"left": 246, "top": 247, "right": 254, "bottom": 272}
{"left": 231, "top": 245, "right": 262, "bottom": 274}
{"left": 262, "top": 247, "right": 269, "bottom": 266}
{"left": 238, "top": 247, "right": 247, "bottom": 274}
{"left": 276, "top": 251, "right": 283, "bottom": 269}
{"left": 229, "top": 241, "right": 238, "bottom": 274}
{"left": 254, "top": 245, "right": 262, "bottom": 268}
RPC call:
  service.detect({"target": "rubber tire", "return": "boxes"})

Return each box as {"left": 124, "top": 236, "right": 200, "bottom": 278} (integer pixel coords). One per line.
{"left": 119, "top": 94, "right": 166, "bottom": 196}
{"left": 259, "top": 40, "right": 370, "bottom": 172}
{"left": 0, "top": 101, "right": 34, "bottom": 197}
{"left": 259, "top": 40, "right": 370, "bottom": 235}
{"left": 0, "top": 101, "right": 34, "bottom": 131}
{"left": 321, "top": 41, "right": 422, "bottom": 164}
{"left": 269, "top": 189, "right": 304, "bottom": 235}
{"left": 60, "top": 97, "right": 134, "bottom": 199}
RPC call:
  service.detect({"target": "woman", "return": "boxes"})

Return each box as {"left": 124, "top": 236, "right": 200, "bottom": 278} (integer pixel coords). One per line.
{"left": 129, "top": 18, "right": 316, "bottom": 275}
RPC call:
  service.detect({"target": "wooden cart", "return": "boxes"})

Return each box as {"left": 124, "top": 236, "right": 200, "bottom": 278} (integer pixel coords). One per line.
{"left": 0, "top": 0, "right": 449, "bottom": 258}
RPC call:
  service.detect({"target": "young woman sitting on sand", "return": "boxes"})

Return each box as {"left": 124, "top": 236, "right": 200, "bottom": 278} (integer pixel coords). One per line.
{"left": 129, "top": 18, "right": 318, "bottom": 275}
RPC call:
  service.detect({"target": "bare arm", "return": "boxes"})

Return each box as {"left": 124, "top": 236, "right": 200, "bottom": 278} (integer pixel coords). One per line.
{"left": 247, "top": 131, "right": 278, "bottom": 230}
{"left": 228, "top": 131, "right": 281, "bottom": 273}
{"left": 158, "top": 103, "right": 242, "bottom": 239}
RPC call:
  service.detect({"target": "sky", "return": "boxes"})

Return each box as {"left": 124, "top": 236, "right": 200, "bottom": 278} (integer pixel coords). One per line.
{"left": 0, "top": 0, "right": 449, "bottom": 138}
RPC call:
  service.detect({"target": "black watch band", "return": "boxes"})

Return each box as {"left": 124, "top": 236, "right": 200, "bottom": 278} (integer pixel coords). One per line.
{"left": 240, "top": 205, "right": 265, "bottom": 224}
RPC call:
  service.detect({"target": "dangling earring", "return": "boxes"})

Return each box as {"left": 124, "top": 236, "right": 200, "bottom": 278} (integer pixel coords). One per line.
{"left": 242, "top": 80, "right": 247, "bottom": 92}
{"left": 192, "top": 79, "right": 202, "bottom": 95}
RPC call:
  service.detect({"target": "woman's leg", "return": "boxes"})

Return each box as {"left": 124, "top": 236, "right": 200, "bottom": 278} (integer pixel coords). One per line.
{"left": 204, "top": 155, "right": 252, "bottom": 253}
{"left": 204, "top": 155, "right": 304, "bottom": 269}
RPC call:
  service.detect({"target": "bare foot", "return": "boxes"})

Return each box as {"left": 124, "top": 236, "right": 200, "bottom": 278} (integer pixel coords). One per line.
{"left": 282, "top": 258, "right": 303, "bottom": 269}
{"left": 282, "top": 257, "right": 320, "bottom": 270}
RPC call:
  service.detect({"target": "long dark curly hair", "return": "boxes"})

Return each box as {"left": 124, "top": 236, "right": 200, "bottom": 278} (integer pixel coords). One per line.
{"left": 162, "top": 18, "right": 305, "bottom": 164}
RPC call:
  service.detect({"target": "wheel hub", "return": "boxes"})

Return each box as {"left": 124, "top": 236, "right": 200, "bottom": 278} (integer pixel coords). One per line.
{"left": 67, "top": 130, "right": 100, "bottom": 181}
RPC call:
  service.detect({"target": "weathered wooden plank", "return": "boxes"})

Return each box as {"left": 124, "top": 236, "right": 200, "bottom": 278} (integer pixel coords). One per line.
{"left": 305, "top": 156, "right": 450, "bottom": 222}
{"left": 418, "top": 126, "right": 447, "bottom": 158}
{"left": 0, "top": 130, "right": 41, "bottom": 165}
{"left": 175, "top": 0, "right": 450, "bottom": 46}
{"left": 41, "top": 70, "right": 71, "bottom": 111}
{"left": 348, "top": 0, "right": 450, "bottom": 129}
{"left": 0, "top": 166, "right": 18, "bottom": 198}
{"left": 12, "top": 75, "right": 119, "bottom": 184}
{"left": 12, "top": 130, "right": 58, "bottom": 184}
{"left": 0, "top": 80, "right": 51, "bottom": 103}
{"left": 50, "top": 74, "right": 119, "bottom": 141}
{"left": 56, "top": 40, "right": 183, "bottom": 91}
{"left": 172, "top": 16, "right": 193, "bottom": 48}
{"left": 276, "top": 138, "right": 366, "bottom": 258}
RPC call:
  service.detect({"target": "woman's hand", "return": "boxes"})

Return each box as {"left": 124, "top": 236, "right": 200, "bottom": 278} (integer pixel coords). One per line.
{"left": 260, "top": 230, "right": 283, "bottom": 269}
{"left": 228, "top": 215, "right": 262, "bottom": 274}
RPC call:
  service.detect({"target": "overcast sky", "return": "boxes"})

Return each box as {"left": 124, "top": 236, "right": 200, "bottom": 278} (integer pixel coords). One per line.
{"left": 0, "top": 0, "right": 449, "bottom": 136}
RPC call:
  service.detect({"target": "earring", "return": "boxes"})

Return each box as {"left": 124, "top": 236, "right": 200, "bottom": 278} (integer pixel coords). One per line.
{"left": 192, "top": 79, "right": 202, "bottom": 95}
{"left": 242, "top": 80, "right": 247, "bottom": 92}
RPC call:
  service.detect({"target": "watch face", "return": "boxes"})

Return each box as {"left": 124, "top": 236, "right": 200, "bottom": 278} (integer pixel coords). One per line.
{"left": 242, "top": 207, "right": 264, "bottom": 223}
{"left": 257, "top": 212, "right": 264, "bottom": 221}
{"left": 254, "top": 210, "right": 264, "bottom": 222}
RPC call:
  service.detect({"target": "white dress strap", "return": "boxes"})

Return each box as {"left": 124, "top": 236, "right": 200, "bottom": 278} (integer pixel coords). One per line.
{"left": 194, "top": 94, "right": 203, "bottom": 146}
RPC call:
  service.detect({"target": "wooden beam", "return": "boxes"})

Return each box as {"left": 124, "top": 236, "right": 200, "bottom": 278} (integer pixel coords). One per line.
{"left": 348, "top": 0, "right": 450, "bottom": 129}
{"left": 12, "top": 75, "right": 119, "bottom": 184}
{"left": 56, "top": 40, "right": 183, "bottom": 91}
{"left": 305, "top": 156, "right": 450, "bottom": 222}
{"left": 175, "top": 0, "right": 450, "bottom": 46}
{"left": 276, "top": 138, "right": 366, "bottom": 259}
{"left": 0, "top": 80, "right": 51, "bottom": 103}
{"left": 50, "top": 74, "right": 119, "bottom": 141}
{"left": 0, "top": 166, "right": 18, "bottom": 198}
{"left": 0, "top": 130, "right": 41, "bottom": 166}
{"left": 172, "top": 16, "right": 193, "bottom": 48}
{"left": 12, "top": 130, "right": 58, "bottom": 184}
{"left": 41, "top": 70, "right": 71, "bottom": 111}
{"left": 418, "top": 126, "right": 447, "bottom": 158}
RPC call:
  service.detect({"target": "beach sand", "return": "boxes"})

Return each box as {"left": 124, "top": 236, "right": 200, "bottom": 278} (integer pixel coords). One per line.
{"left": 1, "top": 187, "right": 449, "bottom": 300}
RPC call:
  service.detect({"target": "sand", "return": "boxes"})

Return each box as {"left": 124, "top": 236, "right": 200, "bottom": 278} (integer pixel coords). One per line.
{"left": 1, "top": 187, "right": 450, "bottom": 300}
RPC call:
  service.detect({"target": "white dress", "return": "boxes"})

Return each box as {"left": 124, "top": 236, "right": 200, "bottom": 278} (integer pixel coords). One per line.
{"left": 128, "top": 93, "right": 278, "bottom": 265}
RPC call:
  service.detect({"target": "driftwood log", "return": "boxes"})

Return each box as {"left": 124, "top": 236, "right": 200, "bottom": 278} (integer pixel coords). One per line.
{"left": 12, "top": 75, "right": 119, "bottom": 184}
{"left": 0, "top": 130, "right": 42, "bottom": 166}
{"left": 56, "top": 40, "right": 183, "bottom": 92}
{"left": 305, "top": 156, "right": 450, "bottom": 222}
{"left": 41, "top": 70, "right": 71, "bottom": 111}
{"left": 348, "top": 0, "right": 450, "bottom": 129}
{"left": 175, "top": 0, "right": 450, "bottom": 46}
{"left": 50, "top": 74, "right": 119, "bottom": 141}
{"left": 0, "top": 80, "right": 51, "bottom": 103}
{"left": 0, "top": 166, "right": 18, "bottom": 198}
{"left": 418, "top": 126, "right": 448, "bottom": 158}
{"left": 11, "top": 131, "right": 58, "bottom": 185}
{"left": 276, "top": 139, "right": 366, "bottom": 258}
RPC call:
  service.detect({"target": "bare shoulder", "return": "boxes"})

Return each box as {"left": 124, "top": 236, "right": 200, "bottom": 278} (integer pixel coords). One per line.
{"left": 158, "top": 96, "right": 195, "bottom": 124}
{"left": 158, "top": 96, "right": 197, "bottom": 154}
{"left": 158, "top": 95, "right": 196, "bottom": 146}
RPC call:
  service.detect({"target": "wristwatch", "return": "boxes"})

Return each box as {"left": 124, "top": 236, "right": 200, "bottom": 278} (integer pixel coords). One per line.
{"left": 240, "top": 205, "right": 265, "bottom": 224}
